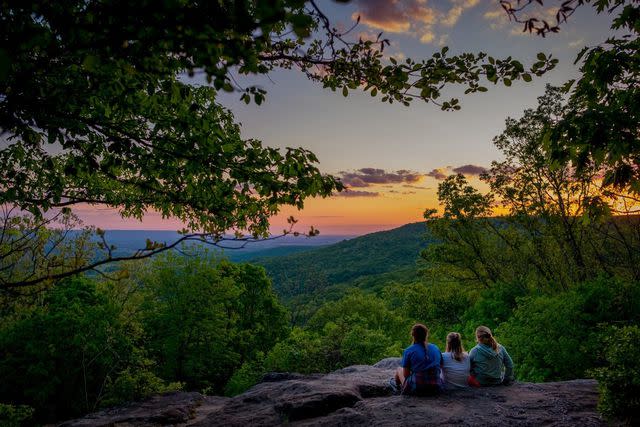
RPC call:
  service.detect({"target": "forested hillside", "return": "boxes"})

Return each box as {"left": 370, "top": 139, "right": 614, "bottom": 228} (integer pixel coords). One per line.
{"left": 255, "top": 222, "right": 431, "bottom": 300}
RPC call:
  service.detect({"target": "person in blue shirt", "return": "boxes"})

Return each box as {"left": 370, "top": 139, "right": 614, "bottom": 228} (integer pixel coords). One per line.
{"left": 394, "top": 323, "right": 443, "bottom": 395}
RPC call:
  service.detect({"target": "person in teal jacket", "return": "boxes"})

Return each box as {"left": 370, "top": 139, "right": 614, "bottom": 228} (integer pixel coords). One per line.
{"left": 469, "top": 325, "right": 514, "bottom": 386}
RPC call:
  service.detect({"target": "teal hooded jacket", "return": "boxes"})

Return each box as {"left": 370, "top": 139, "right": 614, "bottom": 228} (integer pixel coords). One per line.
{"left": 469, "top": 343, "right": 514, "bottom": 386}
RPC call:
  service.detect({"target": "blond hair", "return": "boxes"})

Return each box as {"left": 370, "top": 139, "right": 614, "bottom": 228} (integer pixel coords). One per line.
{"left": 475, "top": 325, "right": 499, "bottom": 353}
{"left": 446, "top": 332, "right": 466, "bottom": 361}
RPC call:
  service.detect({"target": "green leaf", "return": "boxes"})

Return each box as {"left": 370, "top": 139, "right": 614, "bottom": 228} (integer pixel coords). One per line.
{"left": 574, "top": 47, "right": 589, "bottom": 65}
{"left": 561, "top": 79, "right": 575, "bottom": 93}
{"left": 82, "top": 55, "right": 100, "bottom": 71}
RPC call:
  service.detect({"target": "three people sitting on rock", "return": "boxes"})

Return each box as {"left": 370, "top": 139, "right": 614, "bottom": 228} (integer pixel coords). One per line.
{"left": 395, "top": 324, "right": 514, "bottom": 396}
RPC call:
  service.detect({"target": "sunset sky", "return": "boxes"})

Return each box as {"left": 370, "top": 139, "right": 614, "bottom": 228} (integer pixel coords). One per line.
{"left": 78, "top": 0, "right": 616, "bottom": 235}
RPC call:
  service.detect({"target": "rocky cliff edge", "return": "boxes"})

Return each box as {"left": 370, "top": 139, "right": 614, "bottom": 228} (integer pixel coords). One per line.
{"left": 60, "top": 358, "right": 604, "bottom": 426}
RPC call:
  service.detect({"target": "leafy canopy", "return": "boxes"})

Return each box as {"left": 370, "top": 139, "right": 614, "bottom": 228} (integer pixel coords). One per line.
{"left": 503, "top": 0, "right": 640, "bottom": 192}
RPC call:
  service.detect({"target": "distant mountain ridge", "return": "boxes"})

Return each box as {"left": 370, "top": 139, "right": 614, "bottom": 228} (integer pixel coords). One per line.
{"left": 88, "top": 230, "right": 351, "bottom": 261}
{"left": 88, "top": 224, "right": 432, "bottom": 299}
{"left": 254, "top": 222, "right": 432, "bottom": 300}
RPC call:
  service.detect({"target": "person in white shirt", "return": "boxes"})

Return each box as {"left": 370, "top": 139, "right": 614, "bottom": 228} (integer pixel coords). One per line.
{"left": 441, "top": 332, "right": 471, "bottom": 389}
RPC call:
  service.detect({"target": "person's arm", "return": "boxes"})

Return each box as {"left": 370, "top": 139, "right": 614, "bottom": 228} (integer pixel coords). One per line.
{"left": 401, "top": 349, "right": 412, "bottom": 380}
{"left": 501, "top": 346, "right": 514, "bottom": 384}
{"left": 468, "top": 348, "right": 477, "bottom": 377}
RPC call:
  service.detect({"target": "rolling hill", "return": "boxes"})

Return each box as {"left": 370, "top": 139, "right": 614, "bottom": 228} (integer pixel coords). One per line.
{"left": 254, "top": 222, "right": 433, "bottom": 301}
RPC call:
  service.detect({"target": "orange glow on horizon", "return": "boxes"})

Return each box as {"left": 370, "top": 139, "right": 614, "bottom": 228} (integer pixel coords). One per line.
{"left": 67, "top": 178, "right": 446, "bottom": 236}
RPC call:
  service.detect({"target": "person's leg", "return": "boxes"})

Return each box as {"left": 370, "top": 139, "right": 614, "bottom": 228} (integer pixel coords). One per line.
{"left": 395, "top": 367, "right": 405, "bottom": 387}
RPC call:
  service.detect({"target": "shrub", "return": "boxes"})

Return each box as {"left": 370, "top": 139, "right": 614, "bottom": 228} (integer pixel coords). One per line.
{"left": 499, "top": 277, "right": 640, "bottom": 382}
{"left": 101, "top": 366, "right": 183, "bottom": 408}
{"left": 0, "top": 403, "right": 34, "bottom": 427}
{"left": 224, "top": 354, "right": 265, "bottom": 396}
{"left": 592, "top": 325, "right": 640, "bottom": 423}
{"left": 134, "top": 254, "right": 288, "bottom": 393}
{"left": 264, "top": 328, "right": 326, "bottom": 374}
{"left": 0, "top": 277, "right": 137, "bottom": 422}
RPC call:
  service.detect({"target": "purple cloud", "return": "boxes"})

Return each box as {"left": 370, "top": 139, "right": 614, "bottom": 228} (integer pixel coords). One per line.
{"left": 339, "top": 168, "right": 422, "bottom": 188}
{"left": 426, "top": 168, "right": 448, "bottom": 180}
{"left": 452, "top": 164, "right": 488, "bottom": 175}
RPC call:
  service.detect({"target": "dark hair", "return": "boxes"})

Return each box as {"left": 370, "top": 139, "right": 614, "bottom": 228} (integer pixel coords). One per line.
{"left": 411, "top": 323, "right": 429, "bottom": 344}
{"left": 446, "top": 332, "right": 466, "bottom": 361}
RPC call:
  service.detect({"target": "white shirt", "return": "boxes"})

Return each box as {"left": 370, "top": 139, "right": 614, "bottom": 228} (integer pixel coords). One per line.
{"left": 441, "top": 351, "right": 470, "bottom": 389}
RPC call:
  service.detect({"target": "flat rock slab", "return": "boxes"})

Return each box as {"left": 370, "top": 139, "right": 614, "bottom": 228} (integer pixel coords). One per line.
{"left": 61, "top": 360, "right": 604, "bottom": 427}
{"left": 58, "top": 392, "right": 224, "bottom": 427}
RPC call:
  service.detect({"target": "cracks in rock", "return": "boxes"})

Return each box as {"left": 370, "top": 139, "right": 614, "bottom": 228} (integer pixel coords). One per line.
{"left": 274, "top": 391, "right": 362, "bottom": 422}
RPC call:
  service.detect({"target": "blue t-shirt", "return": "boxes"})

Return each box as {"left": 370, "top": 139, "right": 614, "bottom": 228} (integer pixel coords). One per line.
{"left": 401, "top": 343, "right": 443, "bottom": 393}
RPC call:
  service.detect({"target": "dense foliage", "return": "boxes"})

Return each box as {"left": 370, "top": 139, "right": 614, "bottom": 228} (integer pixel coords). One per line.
{"left": 592, "top": 325, "right": 640, "bottom": 422}
{"left": 2, "top": 221, "right": 640, "bottom": 423}
{"left": 257, "top": 223, "right": 428, "bottom": 294}
{"left": 0, "top": 254, "right": 287, "bottom": 423}
{"left": 502, "top": 0, "right": 640, "bottom": 191}
{"left": 423, "top": 86, "right": 640, "bottom": 291}
{"left": 134, "top": 254, "right": 288, "bottom": 393}
{"left": 500, "top": 278, "right": 640, "bottom": 381}
{"left": 0, "top": 276, "right": 160, "bottom": 422}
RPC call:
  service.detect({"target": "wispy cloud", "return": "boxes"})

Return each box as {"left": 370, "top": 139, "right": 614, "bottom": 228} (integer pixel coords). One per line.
{"left": 339, "top": 165, "right": 485, "bottom": 185}
{"left": 437, "top": 34, "right": 450, "bottom": 47}
{"left": 420, "top": 31, "right": 436, "bottom": 44}
{"left": 351, "top": 0, "right": 432, "bottom": 33}
{"left": 351, "top": 0, "right": 479, "bottom": 45}
{"left": 388, "top": 190, "right": 417, "bottom": 194}
{"left": 568, "top": 38, "right": 584, "bottom": 48}
{"left": 402, "top": 184, "right": 431, "bottom": 190}
{"left": 443, "top": 0, "right": 481, "bottom": 28}
{"left": 335, "top": 190, "right": 381, "bottom": 198}
{"left": 483, "top": 3, "right": 559, "bottom": 35}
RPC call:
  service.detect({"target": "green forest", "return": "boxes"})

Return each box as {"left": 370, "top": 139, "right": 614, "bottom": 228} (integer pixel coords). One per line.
{"left": 1, "top": 0, "right": 640, "bottom": 425}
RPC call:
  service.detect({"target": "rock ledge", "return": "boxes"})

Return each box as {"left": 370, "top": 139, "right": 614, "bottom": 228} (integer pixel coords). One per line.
{"left": 60, "top": 358, "right": 604, "bottom": 426}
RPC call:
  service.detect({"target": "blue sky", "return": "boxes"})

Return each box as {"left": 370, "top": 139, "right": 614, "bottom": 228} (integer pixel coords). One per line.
{"left": 74, "top": 1, "right": 620, "bottom": 234}
{"left": 186, "top": 1, "right": 615, "bottom": 234}
{"left": 213, "top": 1, "right": 614, "bottom": 173}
